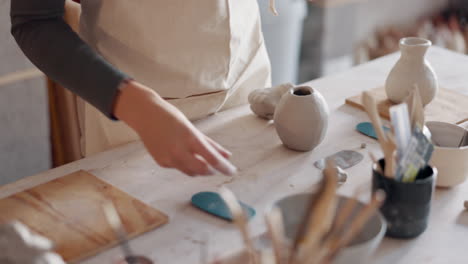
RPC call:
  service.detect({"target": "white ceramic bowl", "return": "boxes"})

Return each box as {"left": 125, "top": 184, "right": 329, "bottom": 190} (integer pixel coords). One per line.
{"left": 426, "top": 121, "right": 468, "bottom": 187}
{"left": 274, "top": 193, "right": 386, "bottom": 264}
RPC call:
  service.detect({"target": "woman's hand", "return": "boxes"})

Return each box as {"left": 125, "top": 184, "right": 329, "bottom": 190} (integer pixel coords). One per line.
{"left": 114, "top": 81, "right": 237, "bottom": 176}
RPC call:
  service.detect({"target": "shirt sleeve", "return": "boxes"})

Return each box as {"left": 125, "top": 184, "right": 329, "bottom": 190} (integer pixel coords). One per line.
{"left": 10, "top": 0, "right": 129, "bottom": 119}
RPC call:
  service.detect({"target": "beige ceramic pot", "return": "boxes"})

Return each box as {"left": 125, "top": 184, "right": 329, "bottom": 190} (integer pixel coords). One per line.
{"left": 426, "top": 121, "right": 468, "bottom": 187}
{"left": 385, "top": 37, "right": 438, "bottom": 106}
{"left": 274, "top": 86, "right": 329, "bottom": 152}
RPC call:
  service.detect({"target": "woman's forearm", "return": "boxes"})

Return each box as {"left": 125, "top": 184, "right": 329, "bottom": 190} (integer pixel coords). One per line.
{"left": 10, "top": 0, "right": 128, "bottom": 119}
{"left": 64, "top": 0, "right": 81, "bottom": 33}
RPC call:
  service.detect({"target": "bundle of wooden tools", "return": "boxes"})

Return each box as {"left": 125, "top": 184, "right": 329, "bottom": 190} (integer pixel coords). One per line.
{"left": 215, "top": 159, "right": 385, "bottom": 264}
{"left": 363, "top": 87, "right": 434, "bottom": 182}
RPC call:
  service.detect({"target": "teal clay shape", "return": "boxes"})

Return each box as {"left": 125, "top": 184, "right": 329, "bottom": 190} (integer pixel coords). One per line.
{"left": 191, "top": 192, "right": 255, "bottom": 221}
{"left": 356, "top": 122, "right": 390, "bottom": 140}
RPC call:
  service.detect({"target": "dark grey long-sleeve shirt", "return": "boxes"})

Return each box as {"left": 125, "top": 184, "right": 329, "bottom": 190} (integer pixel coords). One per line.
{"left": 10, "top": 0, "right": 129, "bottom": 119}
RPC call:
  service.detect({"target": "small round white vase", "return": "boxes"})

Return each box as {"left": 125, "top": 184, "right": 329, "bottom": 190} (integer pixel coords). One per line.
{"left": 274, "top": 86, "right": 329, "bottom": 152}
{"left": 385, "top": 37, "right": 438, "bottom": 106}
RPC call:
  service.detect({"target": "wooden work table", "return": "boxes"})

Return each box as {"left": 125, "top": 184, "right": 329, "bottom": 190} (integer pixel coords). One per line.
{"left": 1, "top": 47, "right": 468, "bottom": 264}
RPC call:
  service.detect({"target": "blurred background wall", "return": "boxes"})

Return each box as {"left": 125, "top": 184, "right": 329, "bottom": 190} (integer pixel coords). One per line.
{"left": 259, "top": 0, "right": 457, "bottom": 83}
{"left": 0, "top": 0, "right": 51, "bottom": 185}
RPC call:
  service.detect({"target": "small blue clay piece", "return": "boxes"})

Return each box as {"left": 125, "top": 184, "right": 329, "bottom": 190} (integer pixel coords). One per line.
{"left": 356, "top": 122, "right": 390, "bottom": 140}
{"left": 191, "top": 192, "right": 256, "bottom": 221}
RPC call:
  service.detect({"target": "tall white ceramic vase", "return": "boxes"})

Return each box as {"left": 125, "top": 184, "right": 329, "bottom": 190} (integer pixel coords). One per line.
{"left": 385, "top": 37, "right": 438, "bottom": 106}
{"left": 274, "top": 86, "right": 329, "bottom": 151}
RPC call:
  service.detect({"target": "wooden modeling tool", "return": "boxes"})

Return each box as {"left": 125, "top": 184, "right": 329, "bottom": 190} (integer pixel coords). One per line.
{"left": 265, "top": 207, "right": 286, "bottom": 264}
{"left": 102, "top": 202, "right": 139, "bottom": 264}
{"left": 288, "top": 179, "right": 326, "bottom": 262}
{"left": 269, "top": 0, "right": 279, "bottom": 15}
{"left": 320, "top": 190, "right": 386, "bottom": 264}
{"left": 369, "top": 152, "right": 383, "bottom": 174}
{"left": 406, "top": 88, "right": 415, "bottom": 126}
{"left": 362, "top": 91, "right": 387, "bottom": 142}
{"left": 309, "top": 186, "right": 366, "bottom": 264}
{"left": 294, "top": 159, "right": 339, "bottom": 264}
{"left": 362, "top": 91, "right": 397, "bottom": 178}
{"left": 407, "top": 85, "right": 425, "bottom": 128}
{"left": 385, "top": 133, "right": 398, "bottom": 178}
{"left": 219, "top": 187, "right": 257, "bottom": 264}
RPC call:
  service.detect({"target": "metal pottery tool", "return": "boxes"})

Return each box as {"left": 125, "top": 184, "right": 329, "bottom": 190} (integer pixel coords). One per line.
{"left": 103, "top": 202, "right": 150, "bottom": 264}
{"left": 390, "top": 103, "right": 412, "bottom": 155}
{"left": 396, "top": 126, "right": 434, "bottom": 182}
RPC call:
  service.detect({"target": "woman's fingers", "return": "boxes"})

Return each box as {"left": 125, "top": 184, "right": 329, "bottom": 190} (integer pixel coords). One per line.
{"left": 205, "top": 136, "right": 232, "bottom": 158}
{"left": 191, "top": 137, "right": 237, "bottom": 176}
{"left": 173, "top": 152, "right": 213, "bottom": 176}
{"left": 116, "top": 82, "right": 238, "bottom": 177}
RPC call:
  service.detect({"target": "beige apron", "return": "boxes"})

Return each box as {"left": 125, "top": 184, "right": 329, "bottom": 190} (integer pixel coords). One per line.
{"left": 78, "top": 0, "right": 271, "bottom": 156}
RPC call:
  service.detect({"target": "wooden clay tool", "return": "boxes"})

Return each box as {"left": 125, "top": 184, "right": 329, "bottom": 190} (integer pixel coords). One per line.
{"left": 292, "top": 159, "right": 338, "bottom": 264}
{"left": 219, "top": 187, "right": 257, "bottom": 264}
{"left": 369, "top": 152, "right": 383, "bottom": 175}
{"left": 265, "top": 207, "right": 286, "bottom": 264}
{"left": 318, "top": 190, "right": 386, "bottom": 264}
{"left": 309, "top": 186, "right": 366, "bottom": 264}
{"left": 385, "top": 133, "right": 398, "bottom": 178}
{"left": 102, "top": 202, "right": 139, "bottom": 264}
{"left": 362, "top": 91, "right": 397, "bottom": 178}
{"left": 269, "top": 0, "right": 279, "bottom": 15}
{"left": 409, "top": 85, "right": 425, "bottom": 128}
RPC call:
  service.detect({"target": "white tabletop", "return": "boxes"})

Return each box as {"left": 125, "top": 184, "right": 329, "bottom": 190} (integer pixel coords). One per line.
{"left": 1, "top": 47, "right": 468, "bottom": 264}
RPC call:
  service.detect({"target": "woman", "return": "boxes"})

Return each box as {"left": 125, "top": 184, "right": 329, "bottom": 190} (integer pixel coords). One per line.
{"left": 10, "top": 0, "right": 272, "bottom": 176}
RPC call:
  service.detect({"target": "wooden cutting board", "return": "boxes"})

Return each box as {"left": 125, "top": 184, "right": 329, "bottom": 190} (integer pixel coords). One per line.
{"left": 345, "top": 86, "right": 468, "bottom": 125}
{"left": 0, "top": 170, "right": 168, "bottom": 263}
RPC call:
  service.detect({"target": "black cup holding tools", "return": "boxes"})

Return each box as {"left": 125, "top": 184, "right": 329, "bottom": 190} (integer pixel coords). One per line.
{"left": 372, "top": 159, "right": 436, "bottom": 239}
